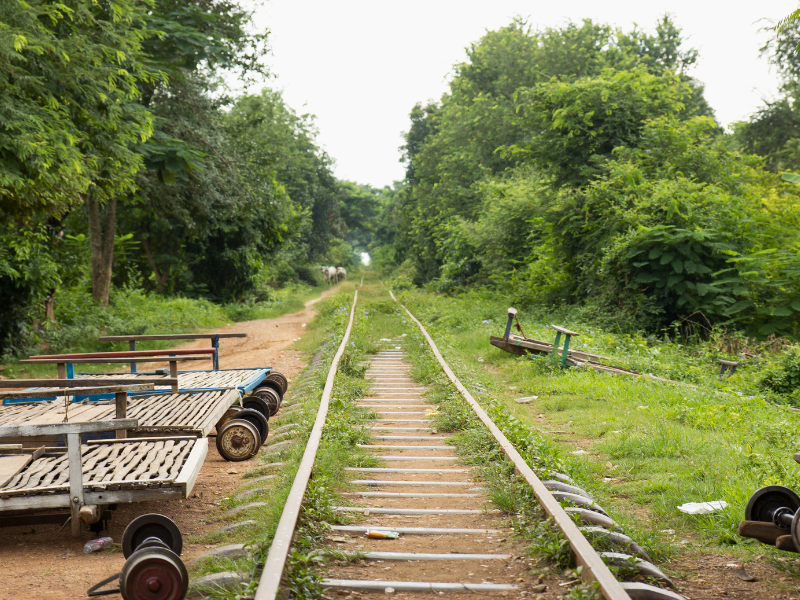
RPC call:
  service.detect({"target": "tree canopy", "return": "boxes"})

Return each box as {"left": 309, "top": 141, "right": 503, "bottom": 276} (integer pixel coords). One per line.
{"left": 373, "top": 15, "right": 800, "bottom": 339}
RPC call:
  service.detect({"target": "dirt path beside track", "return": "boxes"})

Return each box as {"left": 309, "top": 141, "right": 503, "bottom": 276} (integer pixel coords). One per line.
{"left": 0, "top": 286, "right": 339, "bottom": 599}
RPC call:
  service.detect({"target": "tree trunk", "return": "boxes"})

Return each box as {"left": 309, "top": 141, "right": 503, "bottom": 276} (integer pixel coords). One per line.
{"left": 87, "top": 197, "right": 117, "bottom": 306}
{"left": 44, "top": 290, "right": 56, "bottom": 323}
{"left": 141, "top": 237, "right": 169, "bottom": 293}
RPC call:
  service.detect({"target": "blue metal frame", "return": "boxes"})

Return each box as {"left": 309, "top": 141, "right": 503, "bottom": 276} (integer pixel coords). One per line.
{"left": 3, "top": 368, "right": 270, "bottom": 405}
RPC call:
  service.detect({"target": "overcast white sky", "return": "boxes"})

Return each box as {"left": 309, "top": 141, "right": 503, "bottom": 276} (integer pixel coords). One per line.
{"left": 249, "top": 1, "right": 796, "bottom": 188}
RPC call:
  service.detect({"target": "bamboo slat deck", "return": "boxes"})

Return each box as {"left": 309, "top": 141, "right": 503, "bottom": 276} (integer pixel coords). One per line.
{"left": 0, "top": 437, "right": 207, "bottom": 511}
{"left": 2, "top": 369, "right": 269, "bottom": 406}
{"left": 0, "top": 389, "right": 239, "bottom": 444}
{"left": 77, "top": 368, "right": 267, "bottom": 392}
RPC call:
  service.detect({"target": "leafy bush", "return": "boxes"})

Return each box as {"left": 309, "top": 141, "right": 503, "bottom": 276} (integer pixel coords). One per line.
{"left": 759, "top": 346, "right": 800, "bottom": 395}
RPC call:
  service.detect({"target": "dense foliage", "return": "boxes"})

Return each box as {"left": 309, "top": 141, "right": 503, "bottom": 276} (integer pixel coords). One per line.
{"left": 0, "top": 0, "right": 381, "bottom": 357}
{"left": 373, "top": 16, "right": 800, "bottom": 339}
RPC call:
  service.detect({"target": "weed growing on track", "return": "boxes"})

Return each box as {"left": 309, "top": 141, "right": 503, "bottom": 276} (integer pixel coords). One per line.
{"left": 395, "top": 287, "right": 800, "bottom": 579}
{"left": 186, "top": 284, "right": 380, "bottom": 599}
{"left": 391, "top": 285, "right": 685, "bottom": 585}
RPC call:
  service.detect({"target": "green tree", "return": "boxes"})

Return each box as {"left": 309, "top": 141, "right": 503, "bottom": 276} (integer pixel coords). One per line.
{"left": 734, "top": 22, "right": 800, "bottom": 172}
{"left": 0, "top": 0, "right": 156, "bottom": 221}
{"left": 397, "top": 16, "right": 708, "bottom": 285}
{"left": 511, "top": 67, "right": 689, "bottom": 187}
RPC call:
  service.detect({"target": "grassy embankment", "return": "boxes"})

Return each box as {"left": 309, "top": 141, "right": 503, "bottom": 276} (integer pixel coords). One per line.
{"left": 392, "top": 286, "right": 800, "bottom": 583}
{"left": 0, "top": 283, "right": 329, "bottom": 379}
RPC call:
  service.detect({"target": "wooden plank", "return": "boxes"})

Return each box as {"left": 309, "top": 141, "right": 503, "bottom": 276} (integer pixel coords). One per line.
{"left": 81, "top": 444, "right": 115, "bottom": 476}
{"left": 550, "top": 325, "right": 581, "bottom": 336}
{"left": 0, "top": 447, "right": 44, "bottom": 488}
{"left": 489, "top": 336, "right": 528, "bottom": 356}
{"left": 39, "top": 456, "right": 68, "bottom": 487}
{"left": 98, "top": 333, "right": 246, "bottom": 341}
{"left": 84, "top": 487, "right": 182, "bottom": 505}
{"left": 0, "top": 419, "right": 137, "bottom": 438}
{"left": 113, "top": 441, "right": 147, "bottom": 477}
{"left": 0, "top": 486, "right": 184, "bottom": 511}
{"left": 174, "top": 438, "right": 207, "bottom": 495}
{"left": 167, "top": 441, "right": 192, "bottom": 479}
{"left": 506, "top": 334, "right": 612, "bottom": 362}
{"left": 90, "top": 443, "right": 124, "bottom": 482}
{"left": 197, "top": 391, "right": 240, "bottom": 436}
{"left": 130, "top": 441, "right": 163, "bottom": 480}
{"left": 140, "top": 393, "right": 189, "bottom": 427}
{"left": 0, "top": 385, "right": 153, "bottom": 400}
{"left": 67, "top": 433, "right": 82, "bottom": 536}
{"left": 169, "top": 361, "right": 178, "bottom": 387}
{"left": 155, "top": 441, "right": 184, "bottom": 479}
{"left": 0, "top": 378, "right": 177, "bottom": 388}
{"left": 4, "top": 456, "right": 56, "bottom": 490}
{"left": 115, "top": 392, "right": 127, "bottom": 439}
{"left": 20, "top": 356, "right": 212, "bottom": 365}
{"left": 0, "top": 494, "right": 71, "bottom": 511}
{"left": 30, "top": 348, "right": 215, "bottom": 359}
{"left": 1, "top": 476, "right": 178, "bottom": 497}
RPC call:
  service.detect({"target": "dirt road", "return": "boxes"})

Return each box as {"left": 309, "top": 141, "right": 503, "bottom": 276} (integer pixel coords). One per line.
{"left": 0, "top": 287, "right": 339, "bottom": 599}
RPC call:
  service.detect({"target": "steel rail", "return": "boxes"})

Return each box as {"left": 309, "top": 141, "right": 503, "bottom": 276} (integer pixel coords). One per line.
{"left": 388, "top": 290, "right": 630, "bottom": 600}
{"left": 254, "top": 288, "right": 359, "bottom": 600}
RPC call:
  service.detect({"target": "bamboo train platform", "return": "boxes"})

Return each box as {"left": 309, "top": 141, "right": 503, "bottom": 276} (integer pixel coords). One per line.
{"left": 0, "top": 408, "right": 208, "bottom": 536}
{"left": 76, "top": 367, "right": 270, "bottom": 395}
{"left": 0, "top": 388, "right": 240, "bottom": 447}
{"left": 0, "top": 334, "right": 288, "bottom": 534}
{"left": 2, "top": 368, "right": 269, "bottom": 405}
{"left": 0, "top": 436, "right": 206, "bottom": 510}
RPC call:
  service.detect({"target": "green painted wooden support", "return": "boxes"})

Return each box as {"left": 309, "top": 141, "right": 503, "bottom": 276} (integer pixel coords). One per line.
{"left": 551, "top": 331, "right": 562, "bottom": 366}
{"left": 561, "top": 335, "right": 572, "bottom": 367}
{"left": 550, "top": 325, "right": 581, "bottom": 368}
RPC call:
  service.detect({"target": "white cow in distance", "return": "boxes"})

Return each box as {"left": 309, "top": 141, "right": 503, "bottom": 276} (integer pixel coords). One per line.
{"left": 337, "top": 267, "right": 346, "bottom": 281}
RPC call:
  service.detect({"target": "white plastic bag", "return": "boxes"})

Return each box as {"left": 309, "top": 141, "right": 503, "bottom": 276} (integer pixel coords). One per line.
{"left": 677, "top": 500, "right": 728, "bottom": 514}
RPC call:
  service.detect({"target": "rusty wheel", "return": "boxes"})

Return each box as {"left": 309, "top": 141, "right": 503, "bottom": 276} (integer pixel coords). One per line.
{"left": 255, "top": 379, "right": 284, "bottom": 401}
{"left": 266, "top": 371, "right": 288, "bottom": 394}
{"left": 122, "top": 514, "right": 183, "bottom": 558}
{"left": 252, "top": 386, "right": 281, "bottom": 417}
{"left": 232, "top": 408, "right": 269, "bottom": 444}
{"left": 119, "top": 546, "right": 188, "bottom": 600}
{"left": 216, "top": 419, "right": 261, "bottom": 461}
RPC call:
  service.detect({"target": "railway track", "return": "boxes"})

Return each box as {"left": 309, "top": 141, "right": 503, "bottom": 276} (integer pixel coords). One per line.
{"left": 253, "top": 284, "right": 684, "bottom": 600}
